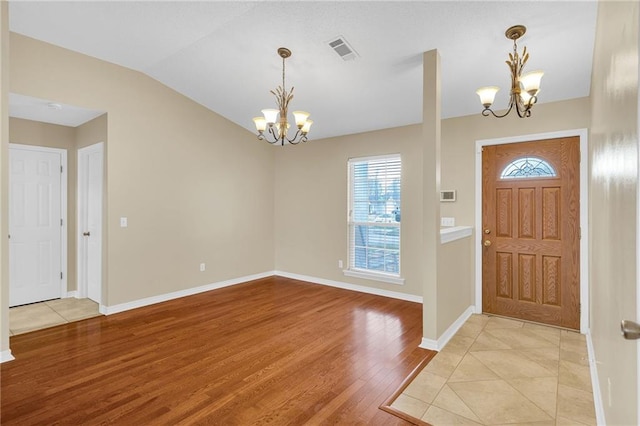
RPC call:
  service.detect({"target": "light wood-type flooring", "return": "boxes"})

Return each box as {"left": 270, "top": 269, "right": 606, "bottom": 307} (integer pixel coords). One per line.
{"left": 1, "top": 276, "right": 433, "bottom": 425}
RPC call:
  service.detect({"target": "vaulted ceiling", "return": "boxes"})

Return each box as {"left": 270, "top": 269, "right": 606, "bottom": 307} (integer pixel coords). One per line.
{"left": 8, "top": 1, "right": 598, "bottom": 139}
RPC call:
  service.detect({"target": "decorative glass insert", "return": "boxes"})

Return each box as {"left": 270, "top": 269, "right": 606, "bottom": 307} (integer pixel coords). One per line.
{"left": 500, "top": 157, "right": 557, "bottom": 179}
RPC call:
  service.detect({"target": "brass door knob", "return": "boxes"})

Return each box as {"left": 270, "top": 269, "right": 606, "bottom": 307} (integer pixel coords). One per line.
{"left": 483, "top": 240, "right": 492, "bottom": 247}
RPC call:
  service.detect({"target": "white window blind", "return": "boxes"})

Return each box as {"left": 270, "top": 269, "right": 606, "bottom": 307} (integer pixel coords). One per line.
{"left": 347, "top": 154, "right": 401, "bottom": 279}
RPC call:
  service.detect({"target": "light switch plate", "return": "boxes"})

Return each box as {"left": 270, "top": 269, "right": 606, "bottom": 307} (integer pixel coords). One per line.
{"left": 120, "top": 217, "right": 128, "bottom": 228}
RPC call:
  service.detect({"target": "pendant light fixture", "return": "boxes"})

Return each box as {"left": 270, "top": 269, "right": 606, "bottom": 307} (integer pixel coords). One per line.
{"left": 476, "top": 25, "right": 544, "bottom": 118}
{"left": 253, "top": 47, "right": 313, "bottom": 145}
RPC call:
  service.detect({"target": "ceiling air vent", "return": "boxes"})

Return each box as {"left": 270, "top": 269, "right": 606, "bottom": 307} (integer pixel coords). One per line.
{"left": 328, "top": 36, "right": 358, "bottom": 61}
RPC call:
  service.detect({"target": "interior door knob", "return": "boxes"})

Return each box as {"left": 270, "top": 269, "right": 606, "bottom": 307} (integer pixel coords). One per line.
{"left": 83, "top": 231, "right": 91, "bottom": 237}
{"left": 483, "top": 240, "right": 492, "bottom": 247}
{"left": 621, "top": 320, "right": 640, "bottom": 340}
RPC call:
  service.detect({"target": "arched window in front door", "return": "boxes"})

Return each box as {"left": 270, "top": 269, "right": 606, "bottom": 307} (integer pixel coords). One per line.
{"left": 500, "top": 157, "right": 557, "bottom": 179}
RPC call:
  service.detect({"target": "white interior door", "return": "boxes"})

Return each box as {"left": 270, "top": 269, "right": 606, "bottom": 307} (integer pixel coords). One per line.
{"left": 9, "top": 145, "right": 66, "bottom": 307}
{"left": 78, "top": 142, "right": 103, "bottom": 304}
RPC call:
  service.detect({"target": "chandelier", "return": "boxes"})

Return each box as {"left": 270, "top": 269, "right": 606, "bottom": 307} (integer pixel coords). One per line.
{"left": 253, "top": 47, "right": 313, "bottom": 145}
{"left": 476, "top": 25, "right": 544, "bottom": 118}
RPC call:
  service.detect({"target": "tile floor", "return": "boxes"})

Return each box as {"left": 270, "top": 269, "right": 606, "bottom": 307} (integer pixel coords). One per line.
{"left": 391, "top": 314, "right": 596, "bottom": 425}
{"left": 9, "top": 298, "right": 101, "bottom": 335}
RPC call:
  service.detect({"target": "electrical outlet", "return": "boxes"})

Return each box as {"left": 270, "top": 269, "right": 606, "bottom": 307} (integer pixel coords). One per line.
{"left": 441, "top": 217, "right": 455, "bottom": 227}
{"left": 338, "top": 260, "right": 343, "bottom": 268}
{"left": 120, "top": 217, "right": 128, "bottom": 228}
{"left": 199, "top": 263, "right": 206, "bottom": 272}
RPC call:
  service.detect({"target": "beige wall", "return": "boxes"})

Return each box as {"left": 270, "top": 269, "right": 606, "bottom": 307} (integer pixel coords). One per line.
{"left": 437, "top": 235, "right": 473, "bottom": 336}
{"left": 9, "top": 33, "right": 275, "bottom": 308}
{"left": 273, "top": 124, "right": 424, "bottom": 297}
{"left": 589, "top": 1, "right": 639, "bottom": 424}
{"left": 0, "top": 1, "right": 9, "bottom": 357}
{"left": 422, "top": 50, "right": 442, "bottom": 340}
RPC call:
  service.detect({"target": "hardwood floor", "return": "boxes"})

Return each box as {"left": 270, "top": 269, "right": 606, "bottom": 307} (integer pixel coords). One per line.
{"left": 1, "top": 276, "right": 432, "bottom": 425}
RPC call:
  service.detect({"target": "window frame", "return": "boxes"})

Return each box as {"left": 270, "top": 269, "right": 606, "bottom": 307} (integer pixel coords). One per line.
{"left": 345, "top": 154, "right": 404, "bottom": 285}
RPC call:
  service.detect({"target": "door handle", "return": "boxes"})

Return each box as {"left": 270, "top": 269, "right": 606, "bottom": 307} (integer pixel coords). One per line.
{"left": 83, "top": 231, "right": 91, "bottom": 237}
{"left": 483, "top": 240, "right": 492, "bottom": 247}
{"left": 621, "top": 320, "right": 640, "bottom": 340}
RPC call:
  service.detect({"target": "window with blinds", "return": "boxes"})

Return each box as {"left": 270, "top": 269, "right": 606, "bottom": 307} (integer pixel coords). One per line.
{"left": 347, "top": 154, "right": 401, "bottom": 279}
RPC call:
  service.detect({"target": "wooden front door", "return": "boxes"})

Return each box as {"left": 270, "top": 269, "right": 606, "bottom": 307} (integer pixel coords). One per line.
{"left": 482, "top": 137, "right": 580, "bottom": 329}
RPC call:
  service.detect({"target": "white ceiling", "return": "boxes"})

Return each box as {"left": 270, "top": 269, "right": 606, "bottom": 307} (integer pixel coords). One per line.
{"left": 9, "top": 93, "right": 104, "bottom": 127}
{"left": 8, "top": 1, "right": 598, "bottom": 139}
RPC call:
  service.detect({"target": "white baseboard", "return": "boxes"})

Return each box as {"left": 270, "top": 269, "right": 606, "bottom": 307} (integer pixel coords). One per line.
{"left": 274, "top": 270, "right": 423, "bottom": 303}
{"left": 1, "top": 349, "right": 15, "bottom": 363}
{"left": 100, "top": 271, "right": 275, "bottom": 315}
{"left": 419, "top": 305, "right": 475, "bottom": 351}
{"left": 585, "top": 330, "right": 606, "bottom": 426}
{"left": 65, "top": 291, "right": 78, "bottom": 299}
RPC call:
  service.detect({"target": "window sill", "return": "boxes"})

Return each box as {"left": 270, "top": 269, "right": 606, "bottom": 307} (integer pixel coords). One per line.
{"left": 343, "top": 269, "right": 405, "bottom": 285}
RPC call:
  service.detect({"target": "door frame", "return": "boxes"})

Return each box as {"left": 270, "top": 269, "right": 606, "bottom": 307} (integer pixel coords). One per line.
{"left": 76, "top": 142, "right": 104, "bottom": 303}
{"left": 474, "top": 129, "right": 589, "bottom": 333}
{"left": 9, "top": 143, "right": 68, "bottom": 302}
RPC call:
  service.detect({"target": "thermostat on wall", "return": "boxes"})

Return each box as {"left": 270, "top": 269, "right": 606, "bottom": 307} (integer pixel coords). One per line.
{"left": 440, "top": 190, "right": 456, "bottom": 202}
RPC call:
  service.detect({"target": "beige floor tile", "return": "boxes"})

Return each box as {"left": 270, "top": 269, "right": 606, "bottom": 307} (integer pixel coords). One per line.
{"left": 390, "top": 394, "right": 429, "bottom": 419}
{"left": 559, "top": 359, "right": 592, "bottom": 392}
{"left": 508, "top": 377, "right": 558, "bottom": 417}
{"left": 422, "top": 405, "right": 483, "bottom": 425}
{"left": 471, "top": 350, "right": 557, "bottom": 379}
{"left": 46, "top": 298, "right": 100, "bottom": 322}
{"left": 424, "top": 350, "right": 463, "bottom": 379}
{"left": 449, "top": 380, "right": 553, "bottom": 425}
{"left": 484, "top": 316, "right": 525, "bottom": 330}
{"left": 519, "top": 347, "right": 561, "bottom": 373}
{"left": 9, "top": 303, "right": 66, "bottom": 335}
{"left": 465, "top": 314, "right": 491, "bottom": 326}
{"left": 560, "top": 330, "right": 585, "bottom": 341}
{"left": 431, "top": 384, "right": 482, "bottom": 423}
{"left": 483, "top": 328, "right": 559, "bottom": 349}
{"left": 390, "top": 314, "right": 595, "bottom": 426}
{"left": 441, "top": 334, "right": 476, "bottom": 357}
{"left": 448, "top": 353, "right": 500, "bottom": 382}
{"left": 556, "top": 383, "right": 596, "bottom": 425}
{"left": 556, "top": 415, "right": 592, "bottom": 425}
{"left": 456, "top": 322, "right": 485, "bottom": 339}
{"left": 522, "top": 322, "right": 562, "bottom": 346}
{"left": 468, "top": 330, "right": 512, "bottom": 352}
{"left": 403, "top": 370, "right": 448, "bottom": 404}
{"left": 559, "top": 345, "right": 589, "bottom": 366}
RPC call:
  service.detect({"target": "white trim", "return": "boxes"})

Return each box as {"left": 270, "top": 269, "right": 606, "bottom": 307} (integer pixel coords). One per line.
{"left": 474, "top": 129, "right": 589, "bottom": 333}
{"left": 419, "top": 305, "right": 475, "bottom": 351}
{"left": 9, "top": 143, "right": 68, "bottom": 303}
{"left": 586, "top": 330, "right": 606, "bottom": 426}
{"left": 342, "top": 269, "right": 405, "bottom": 285}
{"left": 347, "top": 153, "right": 401, "bottom": 163}
{"left": 65, "top": 291, "right": 78, "bottom": 299}
{"left": 276, "top": 270, "right": 421, "bottom": 303}
{"left": 0, "top": 350, "right": 15, "bottom": 363}
{"left": 99, "top": 271, "right": 274, "bottom": 315}
{"left": 440, "top": 226, "right": 473, "bottom": 244}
